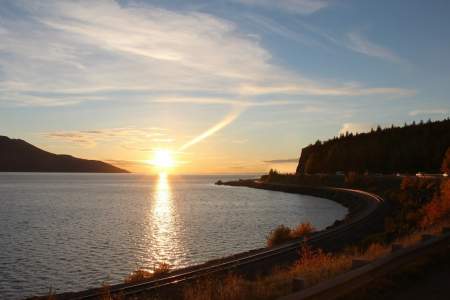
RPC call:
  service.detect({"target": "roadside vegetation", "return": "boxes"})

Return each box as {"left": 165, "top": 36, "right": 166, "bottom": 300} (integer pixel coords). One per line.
{"left": 182, "top": 233, "right": 436, "bottom": 300}
{"left": 60, "top": 150, "right": 450, "bottom": 300}
{"left": 182, "top": 220, "right": 449, "bottom": 300}
{"left": 69, "top": 172, "right": 449, "bottom": 300}
{"left": 123, "top": 262, "right": 171, "bottom": 284}
{"left": 266, "top": 222, "right": 315, "bottom": 247}
{"left": 182, "top": 172, "right": 450, "bottom": 300}
{"left": 54, "top": 213, "right": 447, "bottom": 300}
{"left": 89, "top": 174, "right": 449, "bottom": 300}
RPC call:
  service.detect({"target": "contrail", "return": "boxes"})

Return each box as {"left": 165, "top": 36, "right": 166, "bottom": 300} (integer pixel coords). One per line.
{"left": 179, "top": 105, "right": 244, "bottom": 151}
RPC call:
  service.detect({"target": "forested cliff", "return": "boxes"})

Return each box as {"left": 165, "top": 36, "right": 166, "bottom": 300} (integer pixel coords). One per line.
{"left": 296, "top": 118, "right": 450, "bottom": 174}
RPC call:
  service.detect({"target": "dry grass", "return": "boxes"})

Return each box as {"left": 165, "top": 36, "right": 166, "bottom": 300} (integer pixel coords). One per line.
{"left": 182, "top": 244, "right": 353, "bottom": 300}
{"left": 128, "top": 180, "right": 450, "bottom": 300}
{"left": 183, "top": 275, "right": 250, "bottom": 300}
{"left": 291, "top": 222, "right": 315, "bottom": 238}
{"left": 124, "top": 262, "right": 171, "bottom": 284}
{"left": 267, "top": 222, "right": 315, "bottom": 247}
{"left": 291, "top": 244, "right": 352, "bottom": 286}
{"left": 183, "top": 220, "right": 450, "bottom": 300}
{"left": 421, "top": 179, "right": 450, "bottom": 227}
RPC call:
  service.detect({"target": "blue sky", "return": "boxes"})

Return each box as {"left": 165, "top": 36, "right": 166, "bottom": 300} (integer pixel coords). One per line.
{"left": 0, "top": 0, "right": 449, "bottom": 173}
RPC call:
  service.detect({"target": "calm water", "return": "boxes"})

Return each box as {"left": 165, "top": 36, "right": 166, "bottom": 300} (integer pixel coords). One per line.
{"left": 0, "top": 173, "right": 347, "bottom": 299}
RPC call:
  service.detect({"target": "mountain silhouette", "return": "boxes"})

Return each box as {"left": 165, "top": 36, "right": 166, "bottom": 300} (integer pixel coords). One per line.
{"left": 0, "top": 136, "right": 128, "bottom": 173}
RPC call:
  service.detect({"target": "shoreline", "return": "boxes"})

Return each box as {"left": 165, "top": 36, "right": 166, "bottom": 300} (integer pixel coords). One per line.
{"left": 217, "top": 179, "right": 364, "bottom": 227}
{"left": 49, "top": 180, "right": 385, "bottom": 300}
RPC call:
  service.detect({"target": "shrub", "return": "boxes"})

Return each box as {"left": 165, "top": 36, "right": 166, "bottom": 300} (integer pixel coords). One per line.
{"left": 291, "top": 222, "right": 315, "bottom": 238}
{"left": 421, "top": 179, "right": 450, "bottom": 227}
{"left": 124, "top": 262, "right": 171, "bottom": 283}
{"left": 267, "top": 225, "right": 292, "bottom": 247}
{"left": 152, "top": 262, "right": 171, "bottom": 277}
{"left": 182, "top": 228, "right": 445, "bottom": 300}
{"left": 124, "top": 269, "right": 153, "bottom": 283}
{"left": 267, "top": 222, "right": 315, "bottom": 247}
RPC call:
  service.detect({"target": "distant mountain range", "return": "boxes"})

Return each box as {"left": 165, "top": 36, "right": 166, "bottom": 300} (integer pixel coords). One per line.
{"left": 0, "top": 136, "right": 128, "bottom": 173}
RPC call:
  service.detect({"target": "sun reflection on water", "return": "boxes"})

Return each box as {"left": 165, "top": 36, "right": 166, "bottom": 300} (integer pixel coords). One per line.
{"left": 149, "top": 173, "right": 181, "bottom": 266}
{"left": 154, "top": 173, "right": 171, "bottom": 216}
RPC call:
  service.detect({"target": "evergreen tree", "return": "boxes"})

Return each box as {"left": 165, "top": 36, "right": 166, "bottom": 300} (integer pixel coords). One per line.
{"left": 296, "top": 119, "right": 450, "bottom": 174}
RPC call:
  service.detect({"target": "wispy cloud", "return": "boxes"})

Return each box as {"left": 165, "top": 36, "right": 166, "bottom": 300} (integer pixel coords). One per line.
{"left": 0, "top": 0, "right": 414, "bottom": 108}
{"left": 279, "top": 20, "right": 407, "bottom": 65}
{"left": 179, "top": 105, "right": 243, "bottom": 151}
{"left": 409, "top": 109, "right": 449, "bottom": 116}
{"left": 238, "top": 82, "right": 415, "bottom": 97}
{"left": 346, "top": 31, "right": 404, "bottom": 64}
{"left": 231, "top": 0, "right": 330, "bottom": 15}
{"left": 242, "top": 14, "right": 319, "bottom": 47}
{"left": 44, "top": 127, "right": 168, "bottom": 147}
{"left": 45, "top": 132, "right": 97, "bottom": 146}
{"left": 153, "top": 96, "right": 298, "bottom": 107}
{"left": 0, "top": 0, "right": 275, "bottom": 105}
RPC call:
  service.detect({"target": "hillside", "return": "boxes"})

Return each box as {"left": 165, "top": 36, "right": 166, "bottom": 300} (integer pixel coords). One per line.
{"left": 0, "top": 136, "right": 128, "bottom": 173}
{"left": 296, "top": 118, "right": 450, "bottom": 175}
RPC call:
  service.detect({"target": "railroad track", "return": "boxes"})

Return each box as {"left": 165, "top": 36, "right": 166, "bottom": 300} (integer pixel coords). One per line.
{"left": 54, "top": 185, "right": 385, "bottom": 300}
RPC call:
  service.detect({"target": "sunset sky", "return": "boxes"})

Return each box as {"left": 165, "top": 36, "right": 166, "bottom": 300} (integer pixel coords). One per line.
{"left": 1, "top": 0, "right": 449, "bottom": 174}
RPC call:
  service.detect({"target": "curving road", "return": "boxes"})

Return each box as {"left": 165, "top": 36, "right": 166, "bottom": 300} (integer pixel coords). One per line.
{"left": 51, "top": 183, "right": 386, "bottom": 300}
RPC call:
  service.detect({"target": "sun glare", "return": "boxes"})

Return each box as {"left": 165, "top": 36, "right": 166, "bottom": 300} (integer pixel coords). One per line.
{"left": 150, "top": 149, "right": 175, "bottom": 169}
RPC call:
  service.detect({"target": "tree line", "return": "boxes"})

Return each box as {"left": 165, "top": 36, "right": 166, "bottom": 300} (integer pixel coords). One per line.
{"left": 296, "top": 118, "right": 450, "bottom": 174}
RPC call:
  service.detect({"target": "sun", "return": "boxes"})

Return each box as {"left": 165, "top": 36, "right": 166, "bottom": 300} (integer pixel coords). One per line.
{"left": 150, "top": 149, "right": 175, "bottom": 169}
